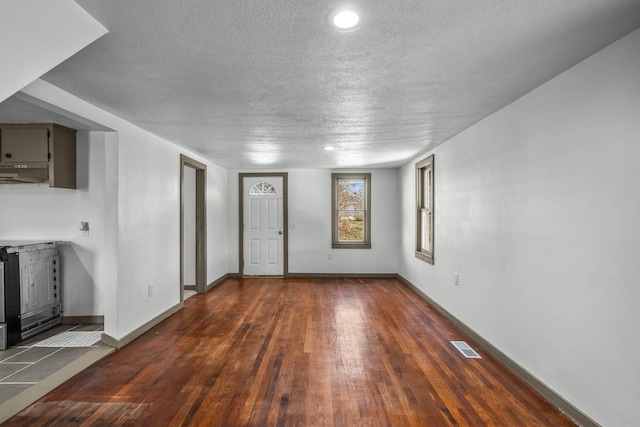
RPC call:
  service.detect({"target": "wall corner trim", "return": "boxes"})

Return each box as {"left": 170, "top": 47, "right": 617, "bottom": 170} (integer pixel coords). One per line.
{"left": 101, "top": 302, "right": 183, "bottom": 349}
{"left": 396, "top": 275, "right": 601, "bottom": 427}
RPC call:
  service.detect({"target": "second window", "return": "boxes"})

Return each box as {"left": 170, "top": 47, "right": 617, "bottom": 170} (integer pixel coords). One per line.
{"left": 331, "top": 173, "right": 371, "bottom": 249}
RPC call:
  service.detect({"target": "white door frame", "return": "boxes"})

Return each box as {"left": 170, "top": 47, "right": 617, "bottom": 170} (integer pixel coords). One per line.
{"left": 239, "top": 173, "right": 288, "bottom": 277}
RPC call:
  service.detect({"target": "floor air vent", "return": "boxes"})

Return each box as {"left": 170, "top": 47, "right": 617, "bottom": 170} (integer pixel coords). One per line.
{"left": 33, "top": 331, "right": 103, "bottom": 348}
{"left": 451, "top": 341, "right": 482, "bottom": 359}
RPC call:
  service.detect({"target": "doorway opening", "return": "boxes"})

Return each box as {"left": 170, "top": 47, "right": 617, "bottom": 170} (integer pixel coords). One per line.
{"left": 180, "top": 155, "right": 206, "bottom": 301}
{"left": 239, "top": 173, "right": 288, "bottom": 277}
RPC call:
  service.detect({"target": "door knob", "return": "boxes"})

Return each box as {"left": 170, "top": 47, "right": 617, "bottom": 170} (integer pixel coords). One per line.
{"left": 278, "top": 231, "right": 283, "bottom": 235}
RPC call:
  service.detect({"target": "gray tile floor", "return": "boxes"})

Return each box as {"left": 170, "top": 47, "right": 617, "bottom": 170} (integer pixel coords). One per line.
{"left": 0, "top": 323, "right": 103, "bottom": 404}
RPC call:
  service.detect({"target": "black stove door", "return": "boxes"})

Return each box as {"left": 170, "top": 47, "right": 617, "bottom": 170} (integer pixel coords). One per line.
{"left": 1, "top": 253, "right": 22, "bottom": 348}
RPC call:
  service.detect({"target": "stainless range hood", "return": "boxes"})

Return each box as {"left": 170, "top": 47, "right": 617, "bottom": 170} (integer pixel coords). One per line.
{"left": 0, "top": 165, "right": 48, "bottom": 184}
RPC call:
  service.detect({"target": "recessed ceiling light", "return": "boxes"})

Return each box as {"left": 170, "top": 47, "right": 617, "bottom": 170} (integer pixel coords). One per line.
{"left": 323, "top": 146, "right": 336, "bottom": 151}
{"left": 333, "top": 10, "right": 359, "bottom": 29}
{"left": 329, "top": 8, "right": 363, "bottom": 32}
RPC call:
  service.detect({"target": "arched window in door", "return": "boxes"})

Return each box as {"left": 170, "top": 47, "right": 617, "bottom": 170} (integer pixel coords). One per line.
{"left": 249, "top": 182, "right": 278, "bottom": 195}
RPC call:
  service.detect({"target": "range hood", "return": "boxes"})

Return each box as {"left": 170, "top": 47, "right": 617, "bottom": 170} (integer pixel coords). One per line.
{"left": 0, "top": 124, "right": 76, "bottom": 188}
{"left": 0, "top": 164, "right": 48, "bottom": 184}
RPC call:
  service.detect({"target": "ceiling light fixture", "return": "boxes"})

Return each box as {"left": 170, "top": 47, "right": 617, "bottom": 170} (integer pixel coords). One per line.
{"left": 334, "top": 11, "right": 359, "bottom": 29}
{"left": 323, "top": 146, "right": 336, "bottom": 151}
{"left": 329, "top": 7, "right": 363, "bottom": 32}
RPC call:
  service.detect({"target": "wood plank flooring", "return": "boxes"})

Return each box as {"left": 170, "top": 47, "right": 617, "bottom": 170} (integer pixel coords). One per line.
{"left": 4, "top": 277, "right": 575, "bottom": 426}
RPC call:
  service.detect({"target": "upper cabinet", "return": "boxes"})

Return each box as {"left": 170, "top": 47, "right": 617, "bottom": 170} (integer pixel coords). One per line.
{"left": 0, "top": 127, "right": 50, "bottom": 163}
{"left": 0, "top": 124, "right": 76, "bottom": 189}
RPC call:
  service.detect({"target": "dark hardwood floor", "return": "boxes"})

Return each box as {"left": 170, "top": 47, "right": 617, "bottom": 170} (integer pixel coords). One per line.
{"left": 4, "top": 277, "right": 575, "bottom": 426}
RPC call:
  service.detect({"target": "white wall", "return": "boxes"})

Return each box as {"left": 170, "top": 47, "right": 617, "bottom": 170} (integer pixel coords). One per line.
{"left": 206, "top": 162, "right": 228, "bottom": 284}
{"left": 109, "top": 116, "right": 229, "bottom": 340}
{"left": 18, "top": 79, "right": 229, "bottom": 341}
{"left": 0, "top": 0, "right": 107, "bottom": 103}
{"left": 113, "top": 123, "right": 184, "bottom": 337}
{"left": 398, "top": 28, "right": 640, "bottom": 427}
{"left": 227, "top": 168, "right": 399, "bottom": 274}
{"left": 0, "top": 131, "right": 108, "bottom": 316}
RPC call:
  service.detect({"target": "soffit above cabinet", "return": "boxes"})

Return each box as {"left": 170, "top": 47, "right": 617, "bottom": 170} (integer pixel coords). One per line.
{"left": 0, "top": 95, "right": 111, "bottom": 132}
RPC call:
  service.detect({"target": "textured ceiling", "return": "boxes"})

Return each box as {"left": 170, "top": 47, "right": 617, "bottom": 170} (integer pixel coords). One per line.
{"left": 32, "top": 0, "right": 640, "bottom": 168}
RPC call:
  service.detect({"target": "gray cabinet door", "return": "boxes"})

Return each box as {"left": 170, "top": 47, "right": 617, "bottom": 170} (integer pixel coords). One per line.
{"left": 0, "top": 127, "right": 49, "bottom": 164}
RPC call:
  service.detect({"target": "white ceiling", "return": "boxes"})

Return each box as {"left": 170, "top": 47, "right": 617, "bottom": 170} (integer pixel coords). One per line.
{"left": 0, "top": 0, "right": 106, "bottom": 104}
{"left": 14, "top": 1, "right": 640, "bottom": 168}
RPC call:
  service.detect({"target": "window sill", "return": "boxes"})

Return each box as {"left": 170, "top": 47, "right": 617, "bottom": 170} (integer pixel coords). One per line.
{"left": 332, "top": 243, "right": 372, "bottom": 249}
{"left": 415, "top": 251, "right": 434, "bottom": 264}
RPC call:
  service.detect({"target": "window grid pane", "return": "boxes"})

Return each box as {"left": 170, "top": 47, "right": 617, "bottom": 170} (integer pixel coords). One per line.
{"left": 337, "top": 178, "right": 365, "bottom": 210}
{"left": 338, "top": 209, "right": 365, "bottom": 242}
{"left": 424, "top": 168, "right": 431, "bottom": 209}
{"left": 249, "top": 182, "right": 278, "bottom": 195}
{"left": 420, "top": 209, "right": 429, "bottom": 250}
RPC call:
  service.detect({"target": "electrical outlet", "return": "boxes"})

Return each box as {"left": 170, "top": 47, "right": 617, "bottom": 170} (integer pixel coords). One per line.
{"left": 328, "top": 253, "right": 332, "bottom": 260}
{"left": 148, "top": 285, "right": 154, "bottom": 297}
{"left": 80, "top": 221, "right": 90, "bottom": 236}
{"left": 454, "top": 273, "right": 459, "bottom": 286}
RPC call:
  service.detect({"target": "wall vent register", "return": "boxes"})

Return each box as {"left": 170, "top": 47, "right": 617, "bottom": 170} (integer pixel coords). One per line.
{"left": 451, "top": 341, "right": 482, "bottom": 359}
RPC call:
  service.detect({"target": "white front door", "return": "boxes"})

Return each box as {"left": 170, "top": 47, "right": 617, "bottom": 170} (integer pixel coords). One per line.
{"left": 243, "top": 176, "right": 284, "bottom": 276}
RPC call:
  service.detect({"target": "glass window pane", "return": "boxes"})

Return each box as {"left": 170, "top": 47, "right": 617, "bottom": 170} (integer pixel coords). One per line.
{"left": 428, "top": 211, "right": 432, "bottom": 251}
{"left": 338, "top": 210, "right": 364, "bottom": 241}
{"left": 249, "top": 182, "right": 277, "bottom": 195}
{"left": 420, "top": 168, "right": 432, "bottom": 209}
{"left": 420, "top": 209, "right": 429, "bottom": 250}
{"left": 337, "top": 178, "right": 364, "bottom": 210}
{"left": 424, "top": 169, "right": 431, "bottom": 209}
